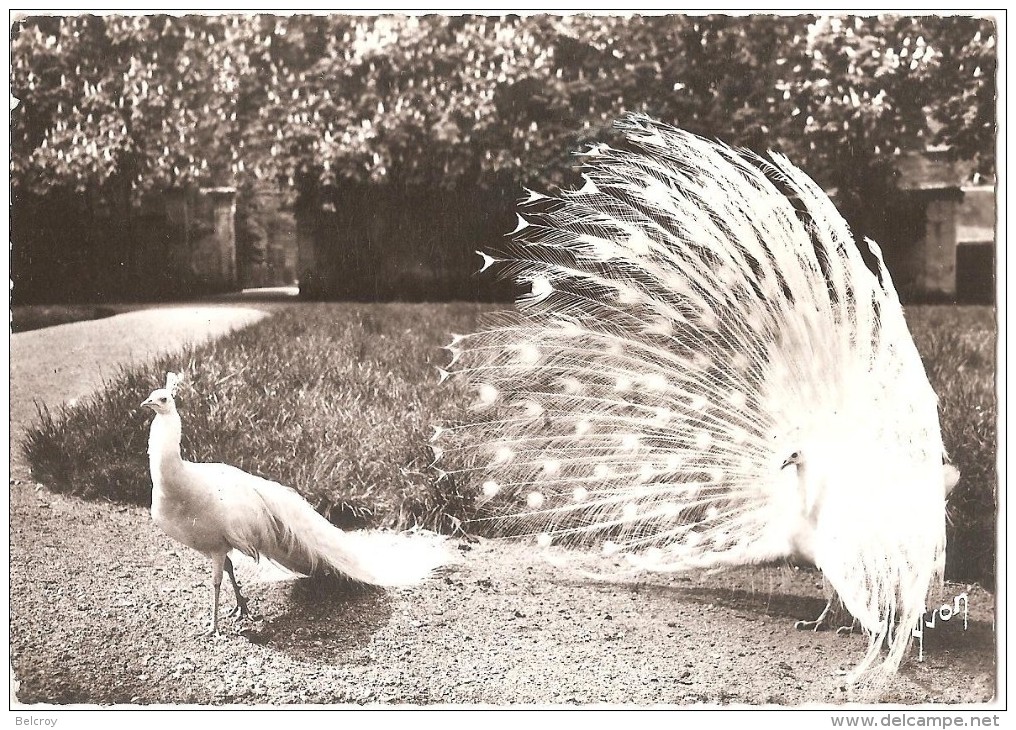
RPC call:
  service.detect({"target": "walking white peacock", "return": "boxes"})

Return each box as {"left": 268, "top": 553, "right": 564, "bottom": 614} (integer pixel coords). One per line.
{"left": 142, "top": 372, "right": 450, "bottom": 635}
{"left": 436, "top": 115, "right": 956, "bottom": 682}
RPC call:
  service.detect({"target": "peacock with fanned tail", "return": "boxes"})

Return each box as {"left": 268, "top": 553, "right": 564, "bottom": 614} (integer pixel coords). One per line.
{"left": 436, "top": 115, "right": 958, "bottom": 682}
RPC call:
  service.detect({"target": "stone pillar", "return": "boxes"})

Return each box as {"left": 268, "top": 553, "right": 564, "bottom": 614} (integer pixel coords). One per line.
{"left": 895, "top": 148, "right": 963, "bottom": 299}
{"left": 920, "top": 192, "right": 962, "bottom": 296}
{"left": 254, "top": 189, "right": 298, "bottom": 286}
{"left": 196, "top": 187, "right": 238, "bottom": 290}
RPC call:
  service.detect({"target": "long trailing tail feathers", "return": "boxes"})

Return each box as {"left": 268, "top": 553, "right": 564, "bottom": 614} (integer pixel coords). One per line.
{"left": 236, "top": 476, "right": 451, "bottom": 587}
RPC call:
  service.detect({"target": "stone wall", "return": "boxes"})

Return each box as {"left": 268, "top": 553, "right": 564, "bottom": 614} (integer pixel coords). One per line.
{"left": 239, "top": 190, "right": 299, "bottom": 288}
{"left": 158, "top": 187, "right": 238, "bottom": 292}
{"left": 11, "top": 185, "right": 243, "bottom": 303}
{"left": 893, "top": 149, "right": 995, "bottom": 301}
{"left": 955, "top": 185, "right": 996, "bottom": 303}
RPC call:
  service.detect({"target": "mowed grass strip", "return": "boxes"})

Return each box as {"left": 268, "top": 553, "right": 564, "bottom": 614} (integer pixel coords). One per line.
{"left": 22, "top": 303, "right": 996, "bottom": 584}
{"left": 11, "top": 304, "right": 122, "bottom": 333}
{"left": 906, "top": 305, "right": 997, "bottom": 587}
{"left": 23, "top": 302, "right": 489, "bottom": 532}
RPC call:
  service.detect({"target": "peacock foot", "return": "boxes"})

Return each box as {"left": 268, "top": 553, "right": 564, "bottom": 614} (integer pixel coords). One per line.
{"left": 835, "top": 618, "right": 860, "bottom": 636}
{"left": 227, "top": 599, "right": 251, "bottom": 620}
{"left": 795, "top": 600, "right": 833, "bottom": 632}
{"left": 795, "top": 600, "right": 858, "bottom": 634}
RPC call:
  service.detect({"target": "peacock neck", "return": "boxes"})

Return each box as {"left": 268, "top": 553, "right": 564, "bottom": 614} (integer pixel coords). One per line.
{"left": 794, "top": 460, "right": 823, "bottom": 522}
{"left": 149, "top": 411, "right": 184, "bottom": 478}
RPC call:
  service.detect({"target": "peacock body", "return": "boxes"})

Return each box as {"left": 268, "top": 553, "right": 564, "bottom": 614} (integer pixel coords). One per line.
{"left": 437, "top": 116, "right": 952, "bottom": 681}
{"left": 143, "top": 373, "right": 450, "bottom": 635}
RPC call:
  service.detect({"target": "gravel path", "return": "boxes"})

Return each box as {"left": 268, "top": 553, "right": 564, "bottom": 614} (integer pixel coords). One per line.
{"left": 8, "top": 305, "right": 997, "bottom": 706}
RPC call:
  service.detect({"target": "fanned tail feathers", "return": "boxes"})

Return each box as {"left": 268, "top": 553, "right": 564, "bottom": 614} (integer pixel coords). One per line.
{"left": 438, "top": 115, "right": 948, "bottom": 680}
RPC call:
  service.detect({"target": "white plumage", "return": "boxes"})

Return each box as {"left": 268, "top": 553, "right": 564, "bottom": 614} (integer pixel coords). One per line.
{"left": 142, "top": 372, "right": 449, "bottom": 635}
{"left": 439, "top": 116, "right": 956, "bottom": 682}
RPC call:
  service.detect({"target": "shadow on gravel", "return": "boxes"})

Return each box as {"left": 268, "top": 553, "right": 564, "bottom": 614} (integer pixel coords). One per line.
{"left": 644, "top": 582, "right": 995, "bottom": 660}
{"left": 241, "top": 577, "right": 393, "bottom": 664}
{"left": 556, "top": 573, "right": 830, "bottom": 623}
{"left": 561, "top": 572, "right": 995, "bottom": 672}
{"left": 633, "top": 581, "right": 826, "bottom": 620}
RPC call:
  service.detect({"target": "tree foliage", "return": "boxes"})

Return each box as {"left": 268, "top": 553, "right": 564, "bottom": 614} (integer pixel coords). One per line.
{"left": 12, "top": 12, "right": 996, "bottom": 201}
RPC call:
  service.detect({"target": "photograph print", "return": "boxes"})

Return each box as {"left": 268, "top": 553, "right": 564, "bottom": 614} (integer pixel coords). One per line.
{"left": 8, "top": 11, "right": 999, "bottom": 709}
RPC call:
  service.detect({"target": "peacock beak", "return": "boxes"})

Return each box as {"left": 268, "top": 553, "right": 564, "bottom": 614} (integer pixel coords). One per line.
{"left": 141, "top": 397, "right": 155, "bottom": 410}
{"left": 781, "top": 451, "right": 802, "bottom": 470}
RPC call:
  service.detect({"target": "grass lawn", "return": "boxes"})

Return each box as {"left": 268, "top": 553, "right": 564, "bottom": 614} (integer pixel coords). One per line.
{"left": 11, "top": 304, "right": 123, "bottom": 333}
{"left": 905, "top": 306, "right": 997, "bottom": 587}
{"left": 22, "top": 302, "right": 997, "bottom": 585}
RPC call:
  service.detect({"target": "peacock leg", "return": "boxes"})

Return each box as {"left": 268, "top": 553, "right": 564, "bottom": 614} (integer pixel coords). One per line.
{"left": 223, "top": 555, "right": 251, "bottom": 619}
{"left": 201, "top": 555, "right": 224, "bottom": 636}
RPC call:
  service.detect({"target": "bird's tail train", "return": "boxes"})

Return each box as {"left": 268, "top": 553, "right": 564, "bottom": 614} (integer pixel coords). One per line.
{"left": 242, "top": 477, "right": 451, "bottom": 587}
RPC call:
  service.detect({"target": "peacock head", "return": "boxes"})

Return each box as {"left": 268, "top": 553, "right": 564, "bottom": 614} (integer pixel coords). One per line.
{"left": 141, "top": 372, "right": 182, "bottom": 416}
{"left": 780, "top": 450, "right": 803, "bottom": 471}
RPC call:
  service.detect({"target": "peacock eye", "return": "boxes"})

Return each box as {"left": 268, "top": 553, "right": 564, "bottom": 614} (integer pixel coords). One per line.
{"left": 159, "top": 397, "right": 167, "bottom": 403}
